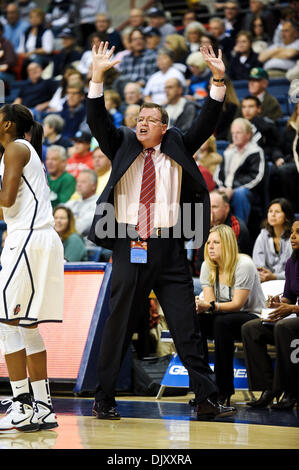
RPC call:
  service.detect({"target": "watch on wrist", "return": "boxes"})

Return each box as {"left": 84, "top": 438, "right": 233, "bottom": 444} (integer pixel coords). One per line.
{"left": 208, "top": 301, "right": 216, "bottom": 314}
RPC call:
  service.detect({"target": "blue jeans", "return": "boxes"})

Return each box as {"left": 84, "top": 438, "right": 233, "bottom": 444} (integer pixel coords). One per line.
{"left": 230, "top": 187, "right": 251, "bottom": 224}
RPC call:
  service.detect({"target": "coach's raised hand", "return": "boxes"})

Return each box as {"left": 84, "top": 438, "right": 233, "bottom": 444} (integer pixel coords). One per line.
{"left": 91, "top": 41, "right": 120, "bottom": 84}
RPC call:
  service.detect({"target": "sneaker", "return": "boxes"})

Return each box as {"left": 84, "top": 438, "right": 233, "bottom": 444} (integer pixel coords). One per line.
{"left": 33, "top": 401, "right": 58, "bottom": 430}
{"left": 0, "top": 394, "right": 39, "bottom": 433}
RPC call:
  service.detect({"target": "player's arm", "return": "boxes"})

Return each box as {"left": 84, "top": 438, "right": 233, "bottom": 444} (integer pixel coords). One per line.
{"left": 0, "top": 142, "right": 30, "bottom": 207}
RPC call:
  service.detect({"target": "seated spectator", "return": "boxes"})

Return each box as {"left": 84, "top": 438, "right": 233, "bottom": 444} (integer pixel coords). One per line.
{"left": 77, "top": 0, "right": 107, "bottom": 48}
{"left": 242, "top": 0, "right": 278, "bottom": 40}
{"left": 196, "top": 224, "right": 265, "bottom": 404}
{"left": 0, "top": 23, "right": 17, "bottom": 91}
{"left": 3, "top": 2, "right": 29, "bottom": 51}
{"left": 185, "top": 51, "right": 211, "bottom": 102}
{"left": 54, "top": 205, "right": 87, "bottom": 261}
{"left": 184, "top": 21, "right": 207, "bottom": 53}
{"left": 164, "top": 33, "right": 189, "bottom": 71}
{"left": 124, "top": 104, "right": 140, "bottom": 130}
{"left": 45, "top": 0, "right": 75, "bottom": 36}
{"left": 66, "top": 130, "right": 93, "bottom": 179}
{"left": 246, "top": 67, "right": 283, "bottom": 122}
{"left": 253, "top": 198, "right": 294, "bottom": 282}
{"left": 47, "top": 67, "right": 84, "bottom": 113}
{"left": 258, "top": 20, "right": 299, "bottom": 76}
{"left": 242, "top": 218, "right": 299, "bottom": 410}
{"left": 146, "top": 7, "right": 176, "bottom": 45}
{"left": 214, "top": 117, "right": 265, "bottom": 224}
{"left": 278, "top": 102, "right": 299, "bottom": 212}
{"left": 178, "top": 9, "right": 197, "bottom": 36}
{"left": 144, "top": 27, "right": 162, "bottom": 53}
{"left": 229, "top": 30, "right": 262, "bottom": 80}
{"left": 143, "top": 48, "right": 186, "bottom": 105}
{"left": 46, "top": 145, "right": 77, "bottom": 208}
{"left": 94, "top": 13, "right": 123, "bottom": 53}
{"left": 64, "top": 169, "right": 98, "bottom": 239}
{"left": 43, "top": 114, "right": 72, "bottom": 149}
{"left": 120, "top": 82, "right": 144, "bottom": 113}
{"left": 240, "top": 95, "right": 283, "bottom": 164}
{"left": 164, "top": 77, "right": 199, "bottom": 133}
{"left": 18, "top": 8, "right": 55, "bottom": 78}
{"left": 115, "top": 28, "right": 158, "bottom": 98}
{"left": 208, "top": 17, "right": 235, "bottom": 65}
{"left": 213, "top": 75, "right": 240, "bottom": 140}
{"left": 18, "top": 0, "right": 38, "bottom": 22}
{"left": 52, "top": 27, "right": 82, "bottom": 78}
{"left": 194, "top": 135, "right": 223, "bottom": 176}
{"left": 104, "top": 89, "right": 123, "bottom": 128}
{"left": 13, "top": 61, "right": 58, "bottom": 118}
{"left": 122, "top": 8, "right": 147, "bottom": 36}
{"left": 92, "top": 146, "right": 111, "bottom": 195}
{"left": 222, "top": 0, "right": 244, "bottom": 40}
{"left": 249, "top": 15, "right": 271, "bottom": 54}
{"left": 59, "top": 82, "right": 86, "bottom": 139}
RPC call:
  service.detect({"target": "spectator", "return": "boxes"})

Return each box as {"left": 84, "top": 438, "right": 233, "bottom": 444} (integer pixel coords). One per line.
{"left": 64, "top": 169, "right": 98, "bottom": 239}
{"left": 178, "top": 9, "right": 197, "bottom": 35}
{"left": 104, "top": 89, "right": 123, "bottom": 128}
{"left": 144, "top": 27, "right": 161, "bottom": 52}
{"left": 66, "top": 130, "right": 93, "bottom": 179}
{"left": 78, "top": 0, "right": 107, "bottom": 47}
{"left": 146, "top": 7, "right": 176, "bottom": 44}
{"left": 143, "top": 48, "right": 186, "bottom": 105}
{"left": 94, "top": 13, "right": 123, "bottom": 53}
{"left": 240, "top": 95, "right": 283, "bottom": 164}
{"left": 184, "top": 21, "right": 207, "bottom": 53}
{"left": 186, "top": 51, "right": 211, "bottom": 102}
{"left": 0, "top": 23, "right": 17, "bottom": 91}
{"left": 13, "top": 61, "right": 58, "bottom": 117}
{"left": 115, "top": 28, "right": 158, "bottom": 98}
{"left": 92, "top": 146, "right": 112, "bottom": 195}
{"left": 247, "top": 67, "right": 283, "bottom": 122}
{"left": 122, "top": 8, "right": 147, "bottom": 36}
{"left": 249, "top": 15, "right": 271, "bottom": 54}
{"left": 47, "top": 67, "right": 84, "bottom": 113}
{"left": 123, "top": 82, "right": 144, "bottom": 108}
{"left": 242, "top": 218, "right": 299, "bottom": 410}
{"left": 164, "top": 33, "right": 189, "bottom": 70}
{"left": 46, "top": 145, "right": 77, "bottom": 208}
{"left": 194, "top": 135, "right": 223, "bottom": 176}
{"left": 52, "top": 27, "right": 82, "bottom": 78}
{"left": 124, "top": 104, "right": 140, "bottom": 130}
{"left": 43, "top": 114, "right": 72, "bottom": 149}
{"left": 18, "top": 8, "right": 55, "bottom": 77}
{"left": 164, "top": 77, "right": 199, "bottom": 133}
{"left": 278, "top": 102, "right": 299, "bottom": 212}
{"left": 258, "top": 20, "right": 299, "bottom": 76}
{"left": 45, "top": 0, "right": 75, "bottom": 36}
{"left": 3, "top": 2, "right": 29, "bottom": 51}
{"left": 214, "top": 117, "right": 265, "bottom": 224}
{"left": 242, "top": 0, "right": 278, "bottom": 40}
{"left": 196, "top": 224, "right": 265, "bottom": 404}
{"left": 208, "top": 17, "right": 235, "bottom": 64}
{"left": 229, "top": 30, "right": 262, "bottom": 80}
{"left": 59, "top": 82, "right": 86, "bottom": 139}
{"left": 18, "top": 0, "right": 37, "bottom": 22}
{"left": 253, "top": 198, "right": 294, "bottom": 282}
{"left": 222, "top": 0, "right": 244, "bottom": 40}
{"left": 54, "top": 205, "right": 87, "bottom": 261}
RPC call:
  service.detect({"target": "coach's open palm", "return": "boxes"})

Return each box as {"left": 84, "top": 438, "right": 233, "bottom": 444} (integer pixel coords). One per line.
{"left": 200, "top": 45, "right": 225, "bottom": 79}
{"left": 91, "top": 41, "right": 120, "bottom": 83}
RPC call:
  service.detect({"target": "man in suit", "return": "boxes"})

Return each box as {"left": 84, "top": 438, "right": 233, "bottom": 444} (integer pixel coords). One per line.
{"left": 86, "top": 41, "right": 236, "bottom": 421}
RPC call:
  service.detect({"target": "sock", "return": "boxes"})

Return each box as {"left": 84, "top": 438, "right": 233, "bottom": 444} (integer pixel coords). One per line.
{"left": 10, "top": 378, "right": 30, "bottom": 399}
{"left": 31, "top": 378, "right": 52, "bottom": 406}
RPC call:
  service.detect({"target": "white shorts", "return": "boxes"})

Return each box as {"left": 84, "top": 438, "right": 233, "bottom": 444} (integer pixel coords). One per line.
{"left": 0, "top": 227, "right": 64, "bottom": 326}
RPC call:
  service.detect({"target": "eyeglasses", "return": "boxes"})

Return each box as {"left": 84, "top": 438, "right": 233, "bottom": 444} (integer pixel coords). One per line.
{"left": 136, "top": 116, "right": 163, "bottom": 125}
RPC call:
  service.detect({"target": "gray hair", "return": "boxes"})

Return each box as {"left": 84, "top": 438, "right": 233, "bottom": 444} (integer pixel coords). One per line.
{"left": 78, "top": 169, "right": 98, "bottom": 185}
{"left": 46, "top": 145, "right": 67, "bottom": 161}
{"left": 43, "top": 114, "right": 65, "bottom": 134}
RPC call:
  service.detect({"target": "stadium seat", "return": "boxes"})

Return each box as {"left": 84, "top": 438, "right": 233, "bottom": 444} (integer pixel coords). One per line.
{"left": 216, "top": 140, "right": 229, "bottom": 156}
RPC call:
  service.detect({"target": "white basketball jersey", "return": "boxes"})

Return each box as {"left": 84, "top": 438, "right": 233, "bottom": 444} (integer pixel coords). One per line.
{"left": 0, "top": 139, "right": 54, "bottom": 232}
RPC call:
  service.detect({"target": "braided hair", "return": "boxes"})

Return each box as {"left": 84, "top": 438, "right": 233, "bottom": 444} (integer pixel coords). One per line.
{"left": 0, "top": 104, "right": 43, "bottom": 160}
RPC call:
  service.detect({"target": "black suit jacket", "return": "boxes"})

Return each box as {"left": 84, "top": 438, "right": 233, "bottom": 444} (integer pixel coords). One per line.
{"left": 87, "top": 94, "right": 223, "bottom": 250}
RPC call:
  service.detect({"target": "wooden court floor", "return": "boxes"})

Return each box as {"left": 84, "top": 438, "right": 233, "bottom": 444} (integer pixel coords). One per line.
{"left": 0, "top": 392, "right": 299, "bottom": 453}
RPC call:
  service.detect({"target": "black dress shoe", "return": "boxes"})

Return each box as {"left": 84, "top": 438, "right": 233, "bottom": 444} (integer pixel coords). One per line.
{"left": 271, "top": 392, "right": 298, "bottom": 410}
{"left": 92, "top": 400, "right": 121, "bottom": 420}
{"left": 196, "top": 398, "right": 236, "bottom": 421}
{"left": 189, "top": 398, "right": 197, "bottom": 407}
{"left": 246, "top": 390, "right": 281, "bottom": 408}
{"left": 218, "top": 393, "right": 231, "bottom": 407}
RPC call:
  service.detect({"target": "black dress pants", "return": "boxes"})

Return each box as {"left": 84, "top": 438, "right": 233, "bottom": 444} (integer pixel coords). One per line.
{"left": 95, "top": 234, "right": 218, "bottom": 403}
{"left": 242, "top": 317, "right": 299, "bottom": 394}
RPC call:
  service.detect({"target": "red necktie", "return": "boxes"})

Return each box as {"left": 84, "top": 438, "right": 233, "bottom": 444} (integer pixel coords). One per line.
{"left": 136, "top": 148, "right": 155, "bottom": 239}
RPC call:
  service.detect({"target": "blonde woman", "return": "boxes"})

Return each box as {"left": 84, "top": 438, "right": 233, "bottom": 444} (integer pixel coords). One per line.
{"left": 196, "top": 224, "right": 265, "bottom": 404}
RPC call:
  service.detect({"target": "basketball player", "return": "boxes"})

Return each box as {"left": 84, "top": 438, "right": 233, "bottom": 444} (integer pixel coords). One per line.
{"left": 0, "top": 104, "right": 64, "bottom": 433}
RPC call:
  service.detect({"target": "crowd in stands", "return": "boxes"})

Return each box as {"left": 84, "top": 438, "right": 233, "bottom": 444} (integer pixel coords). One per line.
{"left": 0, "top": 1, "right": 298, "bottom": 402}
